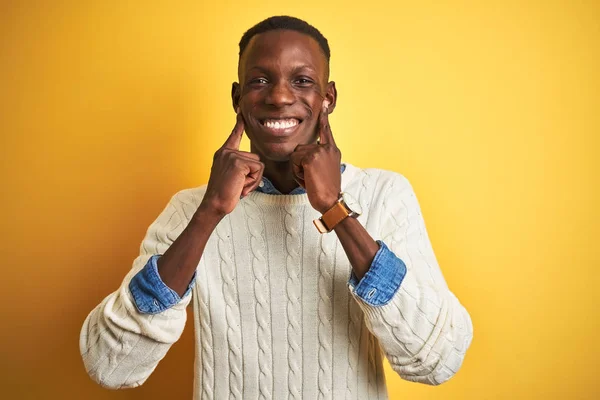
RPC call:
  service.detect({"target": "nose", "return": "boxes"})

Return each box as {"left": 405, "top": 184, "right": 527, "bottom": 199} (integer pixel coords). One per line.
{"left": 265, "top": 79, "right": 295, "bottom": 107}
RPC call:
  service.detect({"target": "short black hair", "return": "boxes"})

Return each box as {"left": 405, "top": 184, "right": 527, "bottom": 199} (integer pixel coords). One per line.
{"left": 238, "top": 16, "right": 330, "bottom": 63}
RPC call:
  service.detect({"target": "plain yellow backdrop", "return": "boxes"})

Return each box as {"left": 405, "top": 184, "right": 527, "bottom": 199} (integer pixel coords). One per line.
{"left": 1, "top": 1, "right": 598, "bottom": 399}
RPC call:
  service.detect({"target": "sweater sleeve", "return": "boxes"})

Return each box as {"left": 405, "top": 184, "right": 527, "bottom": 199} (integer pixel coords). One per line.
{"left": 348, "top": 174, "right": 473, "bottom": 385}
{"left": 79, "top": 194, "right": 192, "bottom": 389}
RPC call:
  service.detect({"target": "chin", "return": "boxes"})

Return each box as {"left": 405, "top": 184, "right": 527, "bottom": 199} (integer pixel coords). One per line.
{"left": 256, "top": 143, "right": 297, "bottom": 162}
{"left": 247, "top": 129, "right": 316, "bottom": 162}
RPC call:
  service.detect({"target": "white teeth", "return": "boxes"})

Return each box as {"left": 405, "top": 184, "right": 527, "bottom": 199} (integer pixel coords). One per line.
{"left": 264, "top": 119, "right": 299, "bottom": 129}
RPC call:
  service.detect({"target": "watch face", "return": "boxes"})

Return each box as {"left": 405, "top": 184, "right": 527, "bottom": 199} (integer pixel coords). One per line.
{"left": 341, "top": 192, "right": 362, "bottom": 216}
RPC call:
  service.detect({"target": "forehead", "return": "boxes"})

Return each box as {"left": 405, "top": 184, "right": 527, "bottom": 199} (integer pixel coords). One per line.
{"left": 240, "top": 29, "right": 327, "bottom": 76}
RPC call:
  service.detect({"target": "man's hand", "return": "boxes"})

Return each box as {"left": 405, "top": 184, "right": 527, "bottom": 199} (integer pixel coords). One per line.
{"left": 201, "top": 109, "right": 265, "bottom": 217}
{"left": 290, "top": 100, "right": 341, "bottom": 214}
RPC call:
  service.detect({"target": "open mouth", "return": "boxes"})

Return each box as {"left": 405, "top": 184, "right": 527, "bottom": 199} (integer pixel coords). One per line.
{"left": 259, "top": 117, "right": 303, "bottom": 132}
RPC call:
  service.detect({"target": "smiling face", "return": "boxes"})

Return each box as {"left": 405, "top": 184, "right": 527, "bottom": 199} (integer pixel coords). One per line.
{"left": 233, "top": 29, "right": 337, "bottom": 162}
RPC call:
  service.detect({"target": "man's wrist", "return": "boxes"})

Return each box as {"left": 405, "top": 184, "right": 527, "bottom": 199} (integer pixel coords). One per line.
{"left": 193, "top": 201, "right": 226, "bottom": 228}
{"left": 316, "top": 192, "right": 341, "bottom": 214}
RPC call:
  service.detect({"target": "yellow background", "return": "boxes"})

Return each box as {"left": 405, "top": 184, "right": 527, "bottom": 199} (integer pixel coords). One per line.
{"left": 1, "top": 1, "right": 598, "bottom": 399}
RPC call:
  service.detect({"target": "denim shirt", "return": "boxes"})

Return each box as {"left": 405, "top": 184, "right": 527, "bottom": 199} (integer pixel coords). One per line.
{"left": 129, "top": 164, "right": 407, "bottom": 314}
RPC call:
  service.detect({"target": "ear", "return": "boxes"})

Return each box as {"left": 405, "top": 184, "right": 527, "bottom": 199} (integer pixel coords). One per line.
{"left": 231, "top": 82, "right": 241, "bottom": 112}
{"left": 325, "top": 81, "right": 337, "bottom": 114}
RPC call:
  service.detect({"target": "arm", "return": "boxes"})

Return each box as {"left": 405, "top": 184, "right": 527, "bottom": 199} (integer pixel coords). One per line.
{"left": 309, "top": 182, "right": 472, "bottom": 385}
{"left": 80, "top": 191, "right": 229, "bottom": 389}
{"left": 292, "top": 100, "right": 472, "bottom": 385}
{"left": 332, "top": 215, "right": 379, "bottom": 279}
{"left": 157, "top": 109, "right": 263, "bottom": 297}
{"left": 346, "top": 174, "right": 473, "bottom": 385}
{"left": 156, "top": 204, "right": 223, "bottom": 296}
{"left": 80, "top": 110, "right": 264, "bottom": 389}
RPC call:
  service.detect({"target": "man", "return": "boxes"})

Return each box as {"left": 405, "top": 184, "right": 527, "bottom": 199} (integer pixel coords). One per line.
{"left": 80, "top": 15, "right": 473, "bottom": 400}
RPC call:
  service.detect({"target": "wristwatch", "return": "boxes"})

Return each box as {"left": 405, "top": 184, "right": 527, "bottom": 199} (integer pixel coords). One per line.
{"left": 313, "top": 192, "right": 362, "bottom": 233}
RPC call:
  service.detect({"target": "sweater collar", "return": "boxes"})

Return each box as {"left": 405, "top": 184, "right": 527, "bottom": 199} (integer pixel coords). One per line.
{"left": 256, "top": 163, "right": 347, "bottom": 196}
{"left": 246, "top": 163, "right": 360, "bottom": 207}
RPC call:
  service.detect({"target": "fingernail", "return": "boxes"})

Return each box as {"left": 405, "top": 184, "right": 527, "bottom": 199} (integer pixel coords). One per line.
{"left": 236, "top": 106, "right": 241, "bottom": 114}
{"left": 323, "top": 100, "right": 330, "bottom": 109}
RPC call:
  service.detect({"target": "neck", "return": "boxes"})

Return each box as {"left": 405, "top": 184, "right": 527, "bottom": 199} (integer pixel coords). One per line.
{"left": 262, "top": 159, "right": 300, "bottom": 194}
{"left": 251, "top": 144, "right": 300, "bottom": 194}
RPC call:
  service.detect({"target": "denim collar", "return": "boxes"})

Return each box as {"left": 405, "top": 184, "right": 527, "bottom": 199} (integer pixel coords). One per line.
{"left": 256, "top": 163, "right": 347, "bottom": 195}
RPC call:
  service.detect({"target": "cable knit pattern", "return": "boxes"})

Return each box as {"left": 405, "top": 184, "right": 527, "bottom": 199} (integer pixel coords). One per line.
{"left": 317, "top": 228, "right": 336, "bottom": 400}
{"left": 346, "top": 169, "right": 373, "bottom": 399}
{"left": 345, "top": 295, "right": 362, "bottom": 399}
{"left": 360, "top": 170, "right": 380, "bottom": 399}
{"left": 243, "top": 197, "right": 273, "bottom": 400}
{"left": 217, "top": 218, "right": 243, "bottom": 399}
{"left": 283, "top": 205, "right": 303, "bottom": 400}
{"left": 199, "top": 260, "right": 215, "bottom": 400}
{"left": 368, "top": 335, "right": 378, "bottom": 397}
{"left": 80, "top": 163, "right": 473, "bottom": 399}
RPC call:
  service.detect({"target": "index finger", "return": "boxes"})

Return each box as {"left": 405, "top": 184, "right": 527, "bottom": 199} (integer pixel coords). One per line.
{"left": 223, "top": 108, "right": 245, "bottom": 150}
{"left": 318, "top": 100, "right": 335, "bottom": 145}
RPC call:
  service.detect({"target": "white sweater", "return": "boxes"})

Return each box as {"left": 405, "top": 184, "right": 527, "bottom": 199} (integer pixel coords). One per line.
{"left": 80, "top": 163, "right": 473, "bottom": 399}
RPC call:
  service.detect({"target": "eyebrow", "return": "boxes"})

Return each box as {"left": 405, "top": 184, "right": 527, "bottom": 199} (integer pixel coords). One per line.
{"left": 290, "top": 64, "right": 318, "bottom": 74}
{"left": 246, "top": 64, "right": 318, "bottom": 75}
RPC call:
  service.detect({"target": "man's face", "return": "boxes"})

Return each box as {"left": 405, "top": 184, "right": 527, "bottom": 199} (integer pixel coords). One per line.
{"left": 233, "top": 29, "right": 336, "bottom": 162}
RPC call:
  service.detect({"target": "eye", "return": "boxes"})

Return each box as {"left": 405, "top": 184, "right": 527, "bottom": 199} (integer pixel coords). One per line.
{"left": 249, "top": 77, "right": 269, "bottom": 85}
{"left": 293, "top": 77, "right": 315, "bottom": 87}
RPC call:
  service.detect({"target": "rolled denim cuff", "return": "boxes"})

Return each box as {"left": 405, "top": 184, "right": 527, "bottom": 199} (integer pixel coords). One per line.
{"left": 129, "top": 254, "right": 196, "bottom": 314}
{"left": 348, "top": 240, "right": 406, "bottom": 306}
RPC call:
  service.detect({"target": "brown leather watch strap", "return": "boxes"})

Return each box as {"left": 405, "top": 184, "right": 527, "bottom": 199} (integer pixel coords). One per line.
{"left": 320, "top": 201, "right": 350, "bottom": 232}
